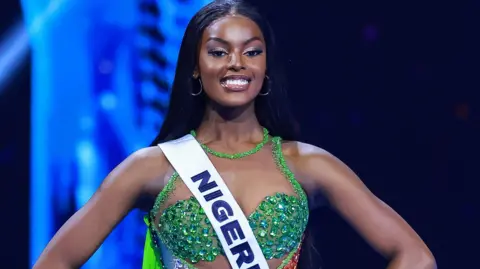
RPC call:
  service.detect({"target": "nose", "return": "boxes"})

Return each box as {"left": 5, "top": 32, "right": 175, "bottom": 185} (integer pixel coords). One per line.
{"left": 228, "top": 52, "right": 245, "bottom": 71}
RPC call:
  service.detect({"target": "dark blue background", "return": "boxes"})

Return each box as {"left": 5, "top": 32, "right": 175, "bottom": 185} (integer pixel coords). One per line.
{"left": 1, "top": 0, "right": 478, "bottom": 268}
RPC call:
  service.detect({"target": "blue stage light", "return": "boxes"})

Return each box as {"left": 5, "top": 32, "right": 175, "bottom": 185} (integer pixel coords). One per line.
{"left": 26, "top": 0, "right": 211, "bottom": 267}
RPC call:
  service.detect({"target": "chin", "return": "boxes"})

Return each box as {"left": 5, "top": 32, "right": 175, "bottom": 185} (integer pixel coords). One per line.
{"left": 213, "top": 95, "right": 256, "bottom": 108}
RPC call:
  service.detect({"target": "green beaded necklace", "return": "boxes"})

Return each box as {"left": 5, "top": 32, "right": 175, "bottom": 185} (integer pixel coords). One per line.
{"left": 190, "top": 128, "right": 270, "bottom": 159}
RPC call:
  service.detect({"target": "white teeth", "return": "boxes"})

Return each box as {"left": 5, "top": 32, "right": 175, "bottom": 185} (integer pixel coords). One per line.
{"left": 224, "top": 79, "right": 249, "bottom": 85}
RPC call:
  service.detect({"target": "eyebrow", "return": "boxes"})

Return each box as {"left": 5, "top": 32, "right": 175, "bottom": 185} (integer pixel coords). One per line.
{"left": 206, "top": 36, "right": 262, "bottom": 46}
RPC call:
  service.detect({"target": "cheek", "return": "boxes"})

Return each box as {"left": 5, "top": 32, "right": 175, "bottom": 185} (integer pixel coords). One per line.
{"left": 251, "top": 59, "right": 267, "bottom": 88}
{"left": 251, "top": 56, "right": 267, "bottom": 75}
{"left": 200, "top": 61, "right": 218, "bottom": 74}
{"left": 198, "top": 58, "right": 223, "bottom": 96}
{"left": 199, "top": 55, "right": 224, "bottom": 76}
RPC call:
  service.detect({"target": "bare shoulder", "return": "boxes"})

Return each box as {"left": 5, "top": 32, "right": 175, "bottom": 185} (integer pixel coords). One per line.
{"left": 280, "top": 140, "right": 330, "bottom": 158}
{"left": 284, "top": 141, "right": 330, "bottom": 156}
{"left": 127, "top": 146, "right": 169, "bottom": 173}
{"left": 104, "top": 146, "right": 170, "bottom": 195}
{"left": 280, "top": 140, "right": 349, "bottom": 191}
{"left": 280, "top": 140, "right": 334, "bottom": 167}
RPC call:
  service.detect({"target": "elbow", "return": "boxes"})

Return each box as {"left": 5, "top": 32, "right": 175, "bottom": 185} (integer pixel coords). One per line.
{"left": 415, "top": 252, "right": 436, "bottom": 269}
{"left": 421, "top": 252, "right": 437, "bottom": 269}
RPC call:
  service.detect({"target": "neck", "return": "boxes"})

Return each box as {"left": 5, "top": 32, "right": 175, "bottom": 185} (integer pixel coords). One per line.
{"left": 196, "top": 101, "right": 264, "bottom": 143}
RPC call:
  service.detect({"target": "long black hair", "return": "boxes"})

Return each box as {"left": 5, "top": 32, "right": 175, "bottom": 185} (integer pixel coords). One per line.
{"left": 150, "top": 0, "right": 298, "bottom": 145}
{"left": 150, "top": 0, "right": 319, "bottom": 268}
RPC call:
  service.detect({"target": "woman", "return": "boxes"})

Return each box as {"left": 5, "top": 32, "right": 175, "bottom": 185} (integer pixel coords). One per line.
{"left": 33, "top": 1, "right": 436, "bottom": 269}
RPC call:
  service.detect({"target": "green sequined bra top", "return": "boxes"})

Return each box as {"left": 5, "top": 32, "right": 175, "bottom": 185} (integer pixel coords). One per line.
{"left": 147, "top": 136, "right": 309, "bottom": 269}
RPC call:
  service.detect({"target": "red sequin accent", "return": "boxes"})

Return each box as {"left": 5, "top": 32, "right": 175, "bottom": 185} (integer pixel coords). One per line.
{"left": 283, "top": 245, "right": 302, "bottom": 269}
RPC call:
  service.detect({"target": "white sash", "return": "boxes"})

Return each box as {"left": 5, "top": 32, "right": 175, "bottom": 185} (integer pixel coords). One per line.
{"left": 158, "top": 134, "right": 269, "bottom": 269}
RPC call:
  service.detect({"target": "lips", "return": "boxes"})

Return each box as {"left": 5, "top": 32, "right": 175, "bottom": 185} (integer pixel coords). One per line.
{"left": 220, "top": 75, "right": 251, "bottom": 92}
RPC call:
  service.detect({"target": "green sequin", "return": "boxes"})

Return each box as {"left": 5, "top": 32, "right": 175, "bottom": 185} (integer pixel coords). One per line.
{"left": 157, "top": 192, "right": 307, "bottom": 264}
{"left": 190, "top": 128, "right": 270, "bottom": 159}
{"left": 149, "top": 136, "right": 309, "bottom": 269}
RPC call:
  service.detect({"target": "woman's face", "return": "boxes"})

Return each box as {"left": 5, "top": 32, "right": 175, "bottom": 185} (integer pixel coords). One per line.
{"left": 196, "top": 15, "right": 267, "bottom": 107}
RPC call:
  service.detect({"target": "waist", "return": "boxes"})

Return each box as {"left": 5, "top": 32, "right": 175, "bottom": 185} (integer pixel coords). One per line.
{"left": 158, "top": 240, "right": 302, "bottom": 269}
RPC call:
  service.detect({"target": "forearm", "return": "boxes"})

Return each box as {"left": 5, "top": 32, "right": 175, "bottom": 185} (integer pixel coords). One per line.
{"left": 33, "top": 257, "right": 74, "bottom": 269}
{"left": 33, "top": 246, "right": 83, "bottom": 269}
{"left": 386, "top": 249, "right": 436, "bottom": 269}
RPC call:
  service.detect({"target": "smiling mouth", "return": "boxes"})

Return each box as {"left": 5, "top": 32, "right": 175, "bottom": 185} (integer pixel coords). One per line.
{"left": 220, "top": 76, "right": 251, "bottom": 92}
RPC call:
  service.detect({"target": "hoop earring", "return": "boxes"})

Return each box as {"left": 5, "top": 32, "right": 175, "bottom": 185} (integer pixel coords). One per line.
{"left": 259, "top": 75, "right": 271, "bottom": 96}
{"left": 191, "top": 78, "right": 203, "bottom": 96}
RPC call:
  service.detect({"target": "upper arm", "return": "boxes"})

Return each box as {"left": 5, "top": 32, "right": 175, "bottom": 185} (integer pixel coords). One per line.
{"left": 34, "top": 146, "right": 168, "bottom": 268}
{"left": 294, "top": 143, "right": 432, "bottom": 260}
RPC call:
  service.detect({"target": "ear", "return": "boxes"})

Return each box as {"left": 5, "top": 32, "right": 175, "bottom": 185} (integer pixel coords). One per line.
{"left": 192, "top": 68, "right": 199, "bottom": 79}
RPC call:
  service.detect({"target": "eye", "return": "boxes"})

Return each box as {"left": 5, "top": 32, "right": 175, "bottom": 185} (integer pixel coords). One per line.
{"left": 244, "top": 49, "right": 263, "bottom": 57}
{"left": 208, "top": 50, "right": 228, "bottom": 57}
